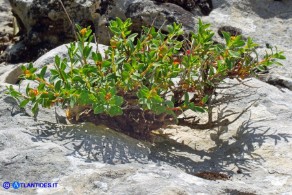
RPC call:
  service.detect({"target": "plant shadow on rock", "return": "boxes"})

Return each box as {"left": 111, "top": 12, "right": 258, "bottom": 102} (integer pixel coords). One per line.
{"left": 18, "top": 81, "right": 291, "bottom": 180}
{"left": 148, "top": 82, "right": 292, "bottom": 177}
{"left": 25, "top": 122, "right": 151, "bottom": 165}
{"left": 23, "top": 111, "right": 291, "bottom": 179}
{"left": 149, "top": 115, "right": 291, "bottom": 177}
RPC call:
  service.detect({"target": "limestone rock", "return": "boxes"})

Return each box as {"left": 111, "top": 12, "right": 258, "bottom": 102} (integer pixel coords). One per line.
{"left": 9, "top": 0, "right": 100, "bottom": 45}
{"left": 266, "top": 74, "right": 292, "bottom": 91}
{"left": 0, "top": 0, "right": 15, "bottom": 63}
{"left": 5, "top": 0, "right": 99, "bottom": 62}
{"left": 6, "top": 0, "right": 204, "bottom": 62}
{"left": 126, "top": 1, "right": 197, "bottom": 34}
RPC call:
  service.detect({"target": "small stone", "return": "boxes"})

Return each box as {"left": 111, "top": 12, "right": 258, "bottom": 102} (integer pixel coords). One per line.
{"left": 237, "top": 169, "right": 242, "bottom": 174}
{"left": 93, "top": 181, "right": 108, "bottom": 192}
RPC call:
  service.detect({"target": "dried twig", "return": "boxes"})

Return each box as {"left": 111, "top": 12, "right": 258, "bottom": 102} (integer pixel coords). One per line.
{"left": 58, "top": 0, "right": 77, "bottom": 40}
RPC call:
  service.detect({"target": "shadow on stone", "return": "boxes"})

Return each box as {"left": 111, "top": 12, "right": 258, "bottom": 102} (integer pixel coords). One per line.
{"left": 23, "top": 112, "right": 292, "bottom": 180}
{"left": 15, "top": 79, "right": 292, "bottom": 180}
{"left": 24, "top": 122, "right": 151, "bottom": 165}
{"left": 149, "top": 116, "right": 292, "bottom": 177}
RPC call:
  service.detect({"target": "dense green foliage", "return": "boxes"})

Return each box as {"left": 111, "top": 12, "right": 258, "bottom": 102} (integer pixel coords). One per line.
{"left": 8, "top": 18, "right": 285, "bottom": 121}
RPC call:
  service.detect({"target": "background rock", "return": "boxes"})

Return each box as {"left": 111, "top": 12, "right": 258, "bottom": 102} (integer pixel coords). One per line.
{"left": 126, "top": 1, "right": 197, "bottom": 35}
{"left": 5, "top": 0, "right": 214, "bottom": 63}
{"left": 5, "top": 0, "right": 101, "bottom": 63}
{"left": 0, "top": 0, "right": 15, "bottom": 63}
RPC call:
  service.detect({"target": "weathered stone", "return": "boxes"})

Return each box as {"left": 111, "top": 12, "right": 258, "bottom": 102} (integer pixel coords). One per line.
{"left": 154, "top": 0, "right": 213, "bottom": 15}
{"left": 266, "top": 74, "right": 292, "bottom": 91}
{"left": 218, "top": 25, "right": 242, "bottom": 37}
{"left": 5, "top": 0, "right": 100, "bottom": 62}
{"left": 6, "top": 0, "right": 202, "bottom": 63}
{"left": 126, "top": 1, "right": 197, "bottom": 34}
{"left": 9, "top": 0, "right": 99, "bottom": 45}
{"left": 0, "top": 0, "right": 15, "bottom": 63}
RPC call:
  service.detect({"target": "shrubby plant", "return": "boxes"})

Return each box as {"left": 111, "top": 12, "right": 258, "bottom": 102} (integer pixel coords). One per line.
{"left": 7, "top": 18, "right": 285, "bottom": 139}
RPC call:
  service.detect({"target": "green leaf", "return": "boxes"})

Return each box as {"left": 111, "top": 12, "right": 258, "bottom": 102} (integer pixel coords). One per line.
{"left": 154, "top": 104, "right": 166, "bottom": 115}
{"left": 124, "top": 63, "right": 132, "bottom": 71}
{"left": 93, "top": 104, "right": 104, "bottom": 114}
{"left": 55, "top": 55, "right": 61, "bottom": 66}
{"left": 246, "top": 37, "right": 258, "bottom": 48}
{"left": 127, "top": 40, "right": 135, "bottom": 51}
{"left": 54, "top": 80, "right": 62, "bottom": 92}
{"left": 75, "top": 24, "right": 82, "bottom": 31}
{"left": 92, "top": 52, "right": 102, "bottom": 61}
{"left": 108, "top": 106, "right": 123, "bottom": 116}
{"left": 27, "top": 63, "right": 33, "bottom": 69}
{"left": 109, "top": 26, "right": 120, "bottom": 34}
{"left": 20, "top": 99, "right": 30, "bottom": 108}
{"left": 116, "top": 57, "right": 125, "bottom": 65}
{"left": 21, "top": 65, "right": 27, "bottom": 72}
{"left": 79, "top": 91, "right": 90, "bottom": 104}
{"left": 38, "top": 83, "right": 45, "bottom": 91}
{"left": 72, "top": 75, "right": 84, "bottom": 83}
{"left": 50, "top": 69, "right": 59, "bottom": 76}
{"left": 274, "top": 52, "right": 286, "bottom": 60}
{"left": 7, "top": 85, "right": 21, "bottom": 98}
{"left": 109, "top": 88, "right": 116, "bottom": 96}
{"left": 201, "top": 95, "right": 209, "bottom": 104}
{"left": 167, "top": 24, "right": 174, "bottom": 33}
{"left": 26, "top": 84, "right": 30, "bottom": 96}
{"left": 116, "top": 17, "right": 123, "bottom": 27}
{"left": 189, "top": 103, "right": 205, "bottom": 113}
{"left": 225, "top": 59, "right": 233, "bottom": 69}
{"left": 193, "top": 106, "right": 205, "bottom": 113}
{"left": 228, "top": 50, "right": 240, "bottom": 58}
{"left": 128, "top": 33, "right": 138, "bottom": 42}
{"left": 102, "top": 61, "right": 111, "bottom": 68}
{"left": 184, "top": 92, "right": 189, "bottom": 103}
{"left": 146, "top": 101, "right": 151, "bottom": 110}
{"left": 60, "top": 61, "right": 67, "bottom": 71}
{"left": 273, "top": 61, "right": 283, "bottom": 66}
{"left": 152, "top": 94, "right": 163, "bottom": 103}
{"left": 39, "top": 66, "right": 47, "bottom": 79}
{"left": 83, "top": 46, "right": 92, "bottom": 59}
{"left": 174, "top": 42, "right": 182, "bottom": 50}
{"left": 30, "top": 68, "right": 37, "bottom": 74}
{"left": 222, "top": 31, "right": 231, "bottom": 46}
{"left": 232, "top": 37, "right": 245, "bottom": 47}
{"left": 165, "top": 100, "right": 174, "bottom": 108}
{"left": 32, "top": 102, "right": 39, "bottom": 115}
{"left": 137, "top": 86, "right": 149, "bottom": 98}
